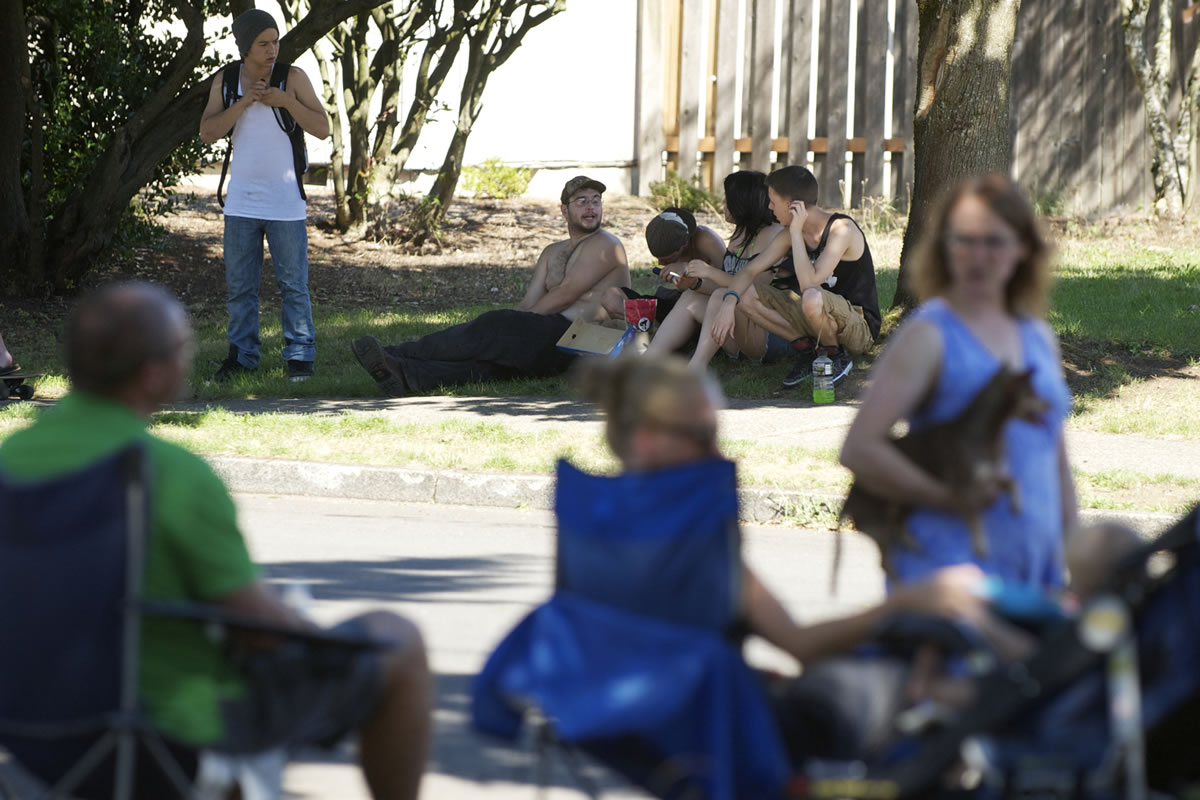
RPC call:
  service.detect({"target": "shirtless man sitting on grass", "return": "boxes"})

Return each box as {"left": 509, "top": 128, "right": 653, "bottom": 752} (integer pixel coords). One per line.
{"left": 352, "top": 176, "right": 630, "bottom": 396}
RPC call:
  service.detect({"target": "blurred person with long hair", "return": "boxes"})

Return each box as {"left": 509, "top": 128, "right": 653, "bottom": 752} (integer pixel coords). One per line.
{"left": 840, "top": 174, "right": 1077, "bottom": 590}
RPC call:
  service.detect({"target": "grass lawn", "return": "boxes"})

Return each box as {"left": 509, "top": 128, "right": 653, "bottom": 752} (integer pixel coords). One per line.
{"left": 6, "top": 400, "right": 1189, "bottom": 513}
{"left": 2, "top": 213, "right": 1198, "bottom": 515}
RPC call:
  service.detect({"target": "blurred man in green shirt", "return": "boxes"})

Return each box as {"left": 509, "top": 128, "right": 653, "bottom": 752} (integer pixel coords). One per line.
{"left": 0, "top": 282, "right": 431, "bottom": 799}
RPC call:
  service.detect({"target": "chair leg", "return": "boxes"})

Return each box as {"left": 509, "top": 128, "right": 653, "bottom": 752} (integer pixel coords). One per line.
{"left": 534, "top": 721, "right": 551, "bottom": 800}
{"left": 560, "top": 745, "right": 600, "bottom": 800}
{"left": 49, "top": 732, "right": 117, "bottom": 799}
{"left": 114, "top": 729, "right": 137, "bottom": 800}
{"left": 142, "top": 731, "right": 196, "bottom": 796}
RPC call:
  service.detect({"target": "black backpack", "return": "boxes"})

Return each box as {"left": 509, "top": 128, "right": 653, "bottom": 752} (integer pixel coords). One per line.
{"left": 217, "top": 60, "right": 309, "bottom": 207}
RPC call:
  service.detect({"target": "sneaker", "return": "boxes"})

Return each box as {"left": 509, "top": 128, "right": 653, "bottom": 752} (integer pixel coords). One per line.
{"left": 780, "top": 338, "right": 817, "bottom": 387}
{"left": 829, "top": 346, "right": 854, "bottom": 385}
{"left": 212, "top": 345, "right": 253, "bottom": 382}
{"left": 781, "top": 356, "right": 813, "bottom": 387}
{"left": 351, "top": 336, "right": 408, "bottom": 397}
{"left": 287, "top": 360, "right": 315, "bottom": 382}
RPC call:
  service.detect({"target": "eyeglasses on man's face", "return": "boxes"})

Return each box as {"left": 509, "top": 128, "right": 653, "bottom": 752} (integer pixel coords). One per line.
{"left": 569, "top": 194, "right": 603, "bottom": 209}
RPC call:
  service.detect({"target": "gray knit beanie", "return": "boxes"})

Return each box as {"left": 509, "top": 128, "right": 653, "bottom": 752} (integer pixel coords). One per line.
{"left": 232, "top": 9, "right": 278, "bottom": 57}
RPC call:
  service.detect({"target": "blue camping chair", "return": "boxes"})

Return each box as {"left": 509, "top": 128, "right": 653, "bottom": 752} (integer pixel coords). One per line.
{"left": 0, "top": 446, "right": 195, "bottom": 799}
{"left": 473, "top": 458, "right": 791, "bottom": 800}
{"left": 0, "top": 445, "right": 379, "bottom": 799}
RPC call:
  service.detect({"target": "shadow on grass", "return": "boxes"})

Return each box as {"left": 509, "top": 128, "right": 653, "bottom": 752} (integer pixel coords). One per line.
{"left": 1059, "top": 336, "right": 1198, "bottom": 412}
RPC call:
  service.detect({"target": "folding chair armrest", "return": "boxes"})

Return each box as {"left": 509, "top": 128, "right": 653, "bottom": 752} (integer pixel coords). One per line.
{"left": 141, "top": 599, "right": 383, "bottom": 650}
{"left": 871, "top": 612, "right": 987, "bottom": 656}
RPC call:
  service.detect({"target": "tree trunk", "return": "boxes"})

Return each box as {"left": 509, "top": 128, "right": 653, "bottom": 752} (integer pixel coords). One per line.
{"left": 341, "top": 14, "right": 374, "bottom": 230}
{"left": 893, "top": 0, "right": 1022, "bottom": 310}
{"left": 4, "top": 0, "right": 396, "bottom": 292}
{"left": 426, "top": 62, "right": 487, "bottom": 225}
{"left": 1121, "top": 0, "right": 1196, "bottom": 217}
{"left": 419, "top": 0, "right": 565, "bottom": 235}
{"left": 0, "top": 1, "right": 31, "bottom": 291}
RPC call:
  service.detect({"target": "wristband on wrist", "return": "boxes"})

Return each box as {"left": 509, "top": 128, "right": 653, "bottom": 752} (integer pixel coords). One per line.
{"left": 692, "top": 277, "right": 703, "bottom": 291}
{"left": 723, "top": 290, "right": 740, "bottom": 304}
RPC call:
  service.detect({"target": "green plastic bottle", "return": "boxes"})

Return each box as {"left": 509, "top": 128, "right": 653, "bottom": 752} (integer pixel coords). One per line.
{"left": 812, "top": 352, "right": 835, "bottom": 404}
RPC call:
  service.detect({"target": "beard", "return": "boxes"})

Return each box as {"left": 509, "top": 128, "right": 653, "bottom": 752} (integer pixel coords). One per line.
{"left": 569, "top": 212, "right": 602, "bottom": 235}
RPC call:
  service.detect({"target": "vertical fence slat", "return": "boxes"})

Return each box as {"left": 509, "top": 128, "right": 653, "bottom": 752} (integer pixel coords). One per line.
{"left": 1077, "top": 0, "right": 1102, "bottom": 215}
{"left": 637, "top": 0, "right": 1169, "bottom": 212}
{"left": 786, "top": 0, "right": 812, "bottom": 168}
{"left": 1099, "top": 0, "right": 1119, "bottom": 210}
{"left": 896, "top": 0, "right": 917, "bottom": 209}
{"left": 860, "top": 0, "right": 885, "bottom": 201}
{"left": 751, "top": 0, "right": 775, "bottom": 172}
{"left": 1119, "top": 5, "right": 1146, "bottom": 209}
{"left": 715, "top": 0, "right": 738, "bottom": 181}
{"left": 1059, "top": 0, "right": 1086, "bottom": 213}
{"left": 818, "top": 0, "right": 849, "bottom": 205}
{"left": 1010, "top": 7, "right": 1030, "bottom": 187}
{"left": 678, "top": 1, "right": 703, "bottom": 182}
{"left": 742, "top": 0, "right": 755, "bottom": 141}
{"left": 1044, "top": 1, "right": 1067, "bottom": 200}
{"left": 663, "top": 0, "right": 682, "bottom": 173}
{"left": 1023, "top": 0, "right": 1047, "bottom": 196}
{"left": 637, "top": 0, "right": 666, "bottom": 194}
{"left": 703, "top": 0, "right": 720, "bottom": 189}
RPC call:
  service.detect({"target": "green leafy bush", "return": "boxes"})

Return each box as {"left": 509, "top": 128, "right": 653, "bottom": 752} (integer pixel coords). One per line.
{"left": 647, "top": 169, "right": 722, "bottom": 215}
{"left": 462, "top": 158, "right": 534, "bottom": 199}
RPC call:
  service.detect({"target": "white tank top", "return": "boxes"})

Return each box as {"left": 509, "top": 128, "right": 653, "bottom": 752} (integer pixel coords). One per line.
{"left": 222, "top": 66, "right": 307, "bottom": 221}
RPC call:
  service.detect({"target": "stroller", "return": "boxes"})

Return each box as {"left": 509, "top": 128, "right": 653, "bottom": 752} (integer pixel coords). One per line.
{"left": 472, "top": 457, "right": 1200, "bottom": 799}
{"left": 845, "top": 504, "right": 1200, "bottom": 800}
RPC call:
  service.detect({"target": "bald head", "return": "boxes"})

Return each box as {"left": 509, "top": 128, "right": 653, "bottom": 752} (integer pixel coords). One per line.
{"left": 67, "top": 282, "right": 191, "bottom": 398}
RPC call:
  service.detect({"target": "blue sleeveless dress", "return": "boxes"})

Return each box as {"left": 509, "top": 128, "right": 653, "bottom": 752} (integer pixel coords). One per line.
{"left": 888, "top": 299, "right": 1072, "bottom": 590}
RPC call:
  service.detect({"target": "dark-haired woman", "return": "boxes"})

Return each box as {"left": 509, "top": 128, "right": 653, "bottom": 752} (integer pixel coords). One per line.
{"left": 646, "top": 171, "right": 787, "bottom": 360}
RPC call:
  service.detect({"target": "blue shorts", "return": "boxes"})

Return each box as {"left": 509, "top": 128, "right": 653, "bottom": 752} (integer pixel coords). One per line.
{"left": 762, "top": 332, "right": 792, "bottom": 364}
{"left": 216, "top": 617, "right": 385, "bottom": 753}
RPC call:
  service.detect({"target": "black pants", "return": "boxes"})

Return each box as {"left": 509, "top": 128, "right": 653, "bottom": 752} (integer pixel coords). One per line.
{"left": 384, "top": 309, "right": 575, "bottom": 392}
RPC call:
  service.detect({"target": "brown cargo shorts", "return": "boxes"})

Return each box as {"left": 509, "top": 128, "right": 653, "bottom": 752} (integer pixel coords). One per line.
{"left": 757, "top": 283, "right": 874, "bottom": 355}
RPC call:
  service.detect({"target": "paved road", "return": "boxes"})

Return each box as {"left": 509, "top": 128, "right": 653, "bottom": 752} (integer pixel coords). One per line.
{"left": 232, "top": 493, "right": 886, "bottom": 799}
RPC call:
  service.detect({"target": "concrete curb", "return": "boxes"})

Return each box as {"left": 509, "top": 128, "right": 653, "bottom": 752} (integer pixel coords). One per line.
{"left": 206, "top": 455, "right": 1184, "bottom": 535}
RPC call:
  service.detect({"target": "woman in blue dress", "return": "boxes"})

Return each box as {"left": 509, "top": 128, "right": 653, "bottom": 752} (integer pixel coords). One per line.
{"left": 840, "top": 174, "right": 1077, "bottom": 591}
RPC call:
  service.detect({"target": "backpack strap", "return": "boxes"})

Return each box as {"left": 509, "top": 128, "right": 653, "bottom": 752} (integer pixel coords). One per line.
{"left": 217, "top": 62, "right": 241, "bottom": 208}
{"left": 269, "top": 61, "right": 307, "bottom": 202}
{"left": 217, "top": 60, "right": 308, "bottom": 207}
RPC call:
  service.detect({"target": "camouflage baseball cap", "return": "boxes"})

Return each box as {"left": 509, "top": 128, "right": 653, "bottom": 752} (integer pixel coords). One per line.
{"left": 560, "top": 175, "right": 607, "bottom": 204}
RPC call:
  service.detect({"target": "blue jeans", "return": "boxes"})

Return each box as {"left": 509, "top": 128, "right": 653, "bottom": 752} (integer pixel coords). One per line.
{"left": 223, "top": 216, "right": 316, "bottom": 367}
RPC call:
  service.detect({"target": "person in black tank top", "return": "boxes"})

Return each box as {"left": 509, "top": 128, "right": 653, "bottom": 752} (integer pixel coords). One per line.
{"left": 691, "top": 166, "right": 881, "bottom": 388}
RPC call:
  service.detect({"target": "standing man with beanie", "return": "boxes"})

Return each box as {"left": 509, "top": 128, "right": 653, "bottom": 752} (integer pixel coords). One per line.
{"left": 200, "top": 9, "right": 329, "bottom": 382}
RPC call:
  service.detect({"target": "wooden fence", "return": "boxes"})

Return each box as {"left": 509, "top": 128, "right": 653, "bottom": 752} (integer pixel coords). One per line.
{"left": 636, "top": 0, "right": 1200, "bottom": 216}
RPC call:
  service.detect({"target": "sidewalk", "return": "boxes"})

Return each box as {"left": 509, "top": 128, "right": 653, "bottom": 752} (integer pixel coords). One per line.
{"left": 171, "top": 394, "right": 1200, "bottom": 479}
{"left": 172, "top": 394, "right": 1199, "bottom": 534}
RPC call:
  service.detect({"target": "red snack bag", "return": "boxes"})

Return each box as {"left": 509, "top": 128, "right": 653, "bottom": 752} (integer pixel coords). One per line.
{"left": 624, "top": 298, "right": 657, "bottom": 332}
